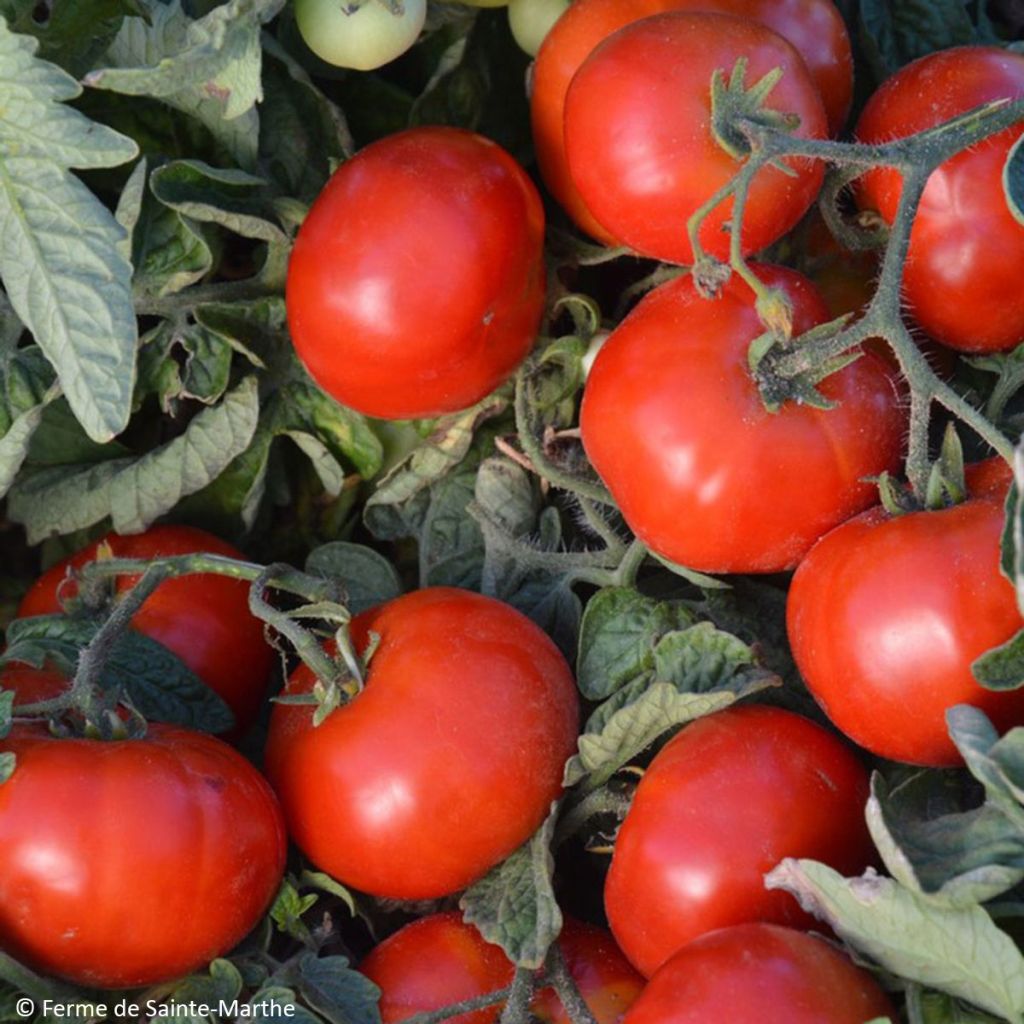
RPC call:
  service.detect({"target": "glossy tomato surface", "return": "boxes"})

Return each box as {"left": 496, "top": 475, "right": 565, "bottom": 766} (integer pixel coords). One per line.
{"left": 604, "top": 705, "right": 873, "bottom": 977}
{"left": 15, "top": 525, "right": 274, "bottom": 736}
{"left": 580, "top": 266, "right": 904, "bottom": 574}
{"left": 856, "top": 46, "right": 1024, "bottom": 352}
{"left": 0, "top": 724, "right": 286, "bottom": 988}
{"left": 286, "top": 127, "right": 545, "bottom": 419}
{"left": 360, "top": 912, "right": 643, "bottom": 1024}
{"left": 534, "top": 0, "right": 849, "bottom": 243}
{"left": 265, "top": 588, "right": 579, "bottom": 899}
{"left": 563, "top": 13, "right": 826, "bottom": 264}
{"left": 622, "top": 924, "right": 895, "bottom": 1024}
{"left": 787, "top": 461, "right": 1023, "bottom": 766}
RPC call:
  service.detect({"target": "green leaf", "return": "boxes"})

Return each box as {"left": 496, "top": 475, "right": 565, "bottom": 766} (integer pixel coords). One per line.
{"left": 85, "top": 0, "right": 287, "bottom": 170}
{"left": 299, "top": 870, "right": 358, "bottom": 917}
{"left": 165, "top": 959, "right": 243, "bottom": 1013}
{"left": 859, "top": 0, "right": 978, "bottom": 81}
{"left": 652, "top": 621, "right": 778, "bottom": 694}
{"left": 564, "top": 682, "right": 747, "bottom": 788}
{"left": 117, "top": 159, "right": 214, "bottom": 299}
{"left": 0, "top": 690, "right": 11, "bottom": 740}
{"left": 867, "top": 771, "right": 1024, "bottom": 906}
{"left": 0, "top": 753, "right": 14, "bottom": 784}
{"left": 460, "top": 804, "right": 560, "bottom": 969}
{"left": 973, "top": 628, "right": 1024, "bottom": 691}
{"left": 576, "top": 588, "right": 694, "bottom": 700}
{"left": 910, "top": 987, "right": 1007, "bottom": 1024}
{"left": 8, "top": 376, "right": 260, "bottom": 542}
{"left": 150, "top": 160, "right": 288, "bottom": 244}
{"left": 295, "top": 953, "right": 381, "bottom": 1024}
{"left": 1005, "top": 131, "right": 1024, "bottom": 229}
{"left": 269, "top": 879, "right": 319, "bottom": 943}
{"left": 2, "top": 614, "right": 235, "bottom": 733}
{"left": 244, "top": 988, "right": 321, "bottom": 1024}
{"left": 766, "top": 859, "right": 1024, "bottom": 1024}
{"left": 948, "top": 706, "right": 1024, "bottom": 830}
{"left": 0, "top": 20, "right": 138, "bottom": 443}
{"left": 0, "top": 399, "right": 52, "bottom": 499}
{"left": 138, "top": 319, "right": 234, "bottom": 410}
{"left": 305, "top": 543, "right": 402, "bottom": 615}
{"left": 260, "top": 39, "right": 353, "bottom": 202}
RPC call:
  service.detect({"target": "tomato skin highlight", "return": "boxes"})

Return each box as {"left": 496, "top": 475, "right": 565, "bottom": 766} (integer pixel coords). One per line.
{"left": 855, "top": 46, "right": 1024, "bottom": 353}
{"left": 14, "top": 525, "right": 274, "bottom": 736}
{"left": 531, "top": 0, "right": 851, "bottom": 243}
{"left": 0, "top": 724, "right": 286, "bottom": 989}
{"left": 563, "top": 13, "right": 826, "bottom": 265}
{"left": 604, "top": 705, "right": 873, "bottom": 977}
{"left": 622, "top": 923, "right": 895, "bottom": 1024}
{"left": 286, "top": 127, "right": 546, "bottom": 420}
{"left": 360, "top": 912, "right": 644, "bottom": 1024}
{"left": 265, "top": 588, "right": 580, "bottom": 900}
{"left": 580, "top": 267, "right": 904, "bottom": 574}
{"left": 787, "top": 465, "right": 1024, "bottom": 766}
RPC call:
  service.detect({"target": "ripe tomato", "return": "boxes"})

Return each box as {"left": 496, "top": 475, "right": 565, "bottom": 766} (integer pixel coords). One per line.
{"left": 855, "top": 47, "right": 1024, "bottom": 353}
{"left": 264, "top": 588, "right": 579, "bottom": 900}
{"left": 295, "top": 0, "right": 426, "bottom": 70}
{"left": 563, "top": 13, "right": 826, "bottom": 265}
{"left": 580, "top": 266, "right": 904, "bottom": 574}
{"left": 14, "top": 525, "right": 274, "bottom": 736}
{"left": 622, "top": 924, "right": 895, "bottom": 1024}
{"left": 0, "top": 724, "right": 286, "bottom": 988}
{"left": 604, "top": 705, "right": 873, "bottom": 977}
{"left": 531, "top": 0, "right": 851, "bottom": 243}
{"left": 360, "top": 912, "right": 644, "bottom": 1024}
{"left": 787, "top": 460, "right": 1023, "bottom": 766}
{"left": 286, "top": 128, "right": 545, "bottom": 420}
{"left": 0, "top": 663, "right": 68, "bottom": 707}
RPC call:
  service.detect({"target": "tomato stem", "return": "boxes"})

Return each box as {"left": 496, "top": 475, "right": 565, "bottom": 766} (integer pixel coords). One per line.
{"left": 544, "top": 944, "right": 600, "bottom": 1024}
{"left": 402, "top": 987, "right": 514, "bottom": 1024}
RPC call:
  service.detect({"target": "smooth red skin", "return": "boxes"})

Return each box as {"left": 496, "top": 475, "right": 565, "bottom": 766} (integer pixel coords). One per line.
{"left": 286, "top": 127, "right": 546, "bottom": 419}
{"left": 580, "top": 266, "right": 905, "bottom": 574}
{"left": 265, "top": 588, "right": 579, "bottom": 900}
{"left": 856, "top": 47, "right": 1024, "bottom": 353}
{"left": 622, "top": 924, "right": 895, "bottom": 1024}
{"left": 0, "top": 663, "right": 69, "bottom": 706}
{"left": 787, "top": 466, "right": 1023, "bottom": 766}
{"left": 0, "top": 724, "right": 286, "bottom": 989}
{"left": 562, "top": 13, "right": 827, "bottom": 263}
{"left": 360, "top": 913, "right": 643, "bottom": 1024}
{"left": 16, "top": 525, "right": 274, "bottom": 736}
{"left": 604, "top": 705, "right": 873, "bottom": 977}
{"left": 531, "top": 0, "right": 852, "bottom": 243}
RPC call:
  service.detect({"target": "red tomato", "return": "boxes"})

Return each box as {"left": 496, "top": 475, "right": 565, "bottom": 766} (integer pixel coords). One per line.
{"left": 0, "top": 663, "right": 68, "bottom": 707}
{"left": 532, "top": 0, "right": 850, "bottom": 244}
{"left": 14, "top": 525, "right": 274, "bottom": 736}
{"left": 787, "top": 461, "right": 1023, "bottom": 766}
{"left": 360, "top": 912, "right": 644, "bottom": 1024}
{"left": 563, "top": 13, "right": 826, "bottom": 265}
{"left": 604, "top": 705, "right": 873, "bottom": 977}
{"left": 622, "top": 924, "right": 895, "bottom": 1024}
{"left": 856, "top": 47, "right": 1024, "bottom": 353}
{"left": 286, "top": 127, "right": 546, "bottom": 420}
{"left": 0, "top": 724, "right": 286, "bottom": 988}
{"left": 265, "top": 588, "right": 579, "bottom": 900}
{"left": 580, "top": 266, "right": 904, "bottom": 574}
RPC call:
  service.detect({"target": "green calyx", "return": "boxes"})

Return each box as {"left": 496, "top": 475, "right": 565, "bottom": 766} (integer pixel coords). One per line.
{"left": 710, "top": 59, "right": 801, "bottom": 162}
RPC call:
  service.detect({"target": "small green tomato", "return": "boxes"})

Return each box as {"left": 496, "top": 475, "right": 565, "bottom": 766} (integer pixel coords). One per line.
{"left": 508, "top": 0, "right": 569, "bottom": 56}
{"left": 294, "top": 0, "right": 426, "bottom": 71}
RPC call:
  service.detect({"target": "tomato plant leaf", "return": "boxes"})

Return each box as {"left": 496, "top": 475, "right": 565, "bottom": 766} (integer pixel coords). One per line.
{"left": 461, "top": 803, "right": 561, "bottom": 969}
{"left": 766, "top": 859, "right": 1024, "bottom": 1024}
{"left": 138, "top": 320, "right": 235, "bottom": 411}
{"left": 0, "top": 19, "right": 138, "bottom": 444}
{"left": 295, "top": 953, "right": 382, "bottom": 1024}
{"left": 270, "top": 879, "right": 319, "bottom": 944}
{"left": 84, "top": 0, "right": 286, "bottom": 170}
{"left": 2, "top": 614, "right": 235, "bottom": 733}
{"left": 867, "top": 771, "right": 1024, "bottom": 907}
{"left": 150, "top": 160, "right": 288, "bottom": 245}
{"left": 117, "top": 160, "right": 214, "bottom": 300}
{"left": 244, "top": 988, "right": 323, "bottom": 1024}
{"left": 948, "top": 706, "right": 1024, "bottom": 830}
{"left": 653, "top": 621, "right": 778, "bottom": 694}
{"left": 163, "top": 959, "right": 243, "bottom": 1018}
{"left": 909, "top": 987, "right": 1008, "bottom": 1024}
{"left": 1005, "top": 131, "right": 1024, "bottom": 229}
{"left": 8, "top": 375, "right": 259, "bottom": 542}
{"left": 576, "top": 587, "right": 694, "bottom": 701}
{"left": 0, "top": 397, "right": 54, "bottom": 500}
{"left": 0, "top": 690, "right": 11, "bottom": 741}
{"left": 0, "top": 753, "right": 14, "bottom": 785}
{"left": 305, "top": 543, "right": 402, "bottom": 615}
{"left": 260, "top": 39, "right": 353, "bottom": 202}
{"left": 973, "top": 628, "right": 1024, "bottom": 691}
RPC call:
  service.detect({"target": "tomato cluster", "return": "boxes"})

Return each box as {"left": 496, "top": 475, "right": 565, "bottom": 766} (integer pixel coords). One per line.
{"left": 3, "top": 0, "right": 1024, "bottom": 1020}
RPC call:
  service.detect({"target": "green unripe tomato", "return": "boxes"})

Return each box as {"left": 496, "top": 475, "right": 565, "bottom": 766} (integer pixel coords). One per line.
{"left": 294, "top": 0, "right": 426, "bottom": 70}
{"left": 508, "top": 0, "right": 568, "bottom": 55}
